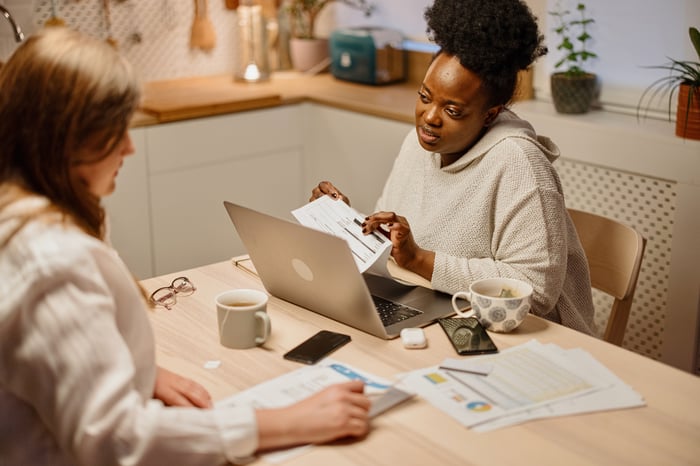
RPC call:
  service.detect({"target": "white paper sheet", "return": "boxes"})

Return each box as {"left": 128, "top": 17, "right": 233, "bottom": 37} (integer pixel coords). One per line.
{"left": 398, "top": 340, "right": 644, "bottom": 431}
{"left": 471, "top": 345, "right": 645, "bottom": 432}
{"left": 292, "top": 196, "right": 393, "bottom": 277}
{"left": 217, "top": 358, "right": 413, "bottom": 463}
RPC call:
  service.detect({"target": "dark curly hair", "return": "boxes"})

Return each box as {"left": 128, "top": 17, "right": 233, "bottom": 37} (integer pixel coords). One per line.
{"left": 425, "top": 0, "right": 547, "bottom": 107}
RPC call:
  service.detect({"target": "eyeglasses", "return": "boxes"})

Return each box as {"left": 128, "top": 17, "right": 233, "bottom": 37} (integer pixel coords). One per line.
{"left": 149, "top": 276, "right": 196, "bottom": 310}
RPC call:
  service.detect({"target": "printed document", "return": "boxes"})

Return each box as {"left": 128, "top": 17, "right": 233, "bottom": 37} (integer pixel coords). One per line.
{"left": 397, "top": 339, "right": 644, "bottom": 431}
{"left": 292, "top": 196, "right": 393, "bottom": 277}
{"left": 217, "top": 358, "right": 414, "bottom": 463}
{"left": 469, "top": 344, "right": 646, "bottom": 432}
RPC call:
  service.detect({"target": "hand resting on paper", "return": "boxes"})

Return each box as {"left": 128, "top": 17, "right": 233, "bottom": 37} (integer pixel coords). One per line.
{"left": 153, "top": 366, "right": 213, "bottom": 408}
{"left": 255, "top": 380, "right": 371, "bottom": 450}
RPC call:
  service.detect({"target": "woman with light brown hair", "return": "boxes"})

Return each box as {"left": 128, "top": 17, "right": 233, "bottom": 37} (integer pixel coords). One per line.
{"left": 0, "top": 27, "right": 370, "bottom": 465}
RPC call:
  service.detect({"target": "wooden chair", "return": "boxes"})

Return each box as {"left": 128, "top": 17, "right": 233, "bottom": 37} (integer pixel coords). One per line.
{"left": 568, "top": 209, "right": 647, "bottom": 346}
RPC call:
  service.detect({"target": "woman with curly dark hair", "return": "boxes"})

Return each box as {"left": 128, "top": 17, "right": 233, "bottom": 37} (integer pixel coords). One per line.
{"left": 311, "top": 0, "right": 595, "bottom": 334}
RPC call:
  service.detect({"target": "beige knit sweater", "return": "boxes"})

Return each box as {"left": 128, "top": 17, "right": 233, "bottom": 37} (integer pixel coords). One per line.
{"left": 375, "top": 110, "right": 595, "bottom": 335}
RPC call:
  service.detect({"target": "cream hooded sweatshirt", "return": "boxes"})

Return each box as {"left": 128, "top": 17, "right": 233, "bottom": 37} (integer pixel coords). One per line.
{"left": 376, "top": 109, "right": 595, "bottom": 334}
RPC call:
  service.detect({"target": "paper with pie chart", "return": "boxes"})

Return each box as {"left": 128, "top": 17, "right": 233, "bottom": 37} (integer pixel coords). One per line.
{"left": 397, "top": 339, "right": 641, "bottom": 429}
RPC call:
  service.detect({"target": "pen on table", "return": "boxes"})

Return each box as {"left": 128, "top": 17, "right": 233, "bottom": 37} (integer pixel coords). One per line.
{"left": 438, "top": 361, "right": 493, "bottom": 376}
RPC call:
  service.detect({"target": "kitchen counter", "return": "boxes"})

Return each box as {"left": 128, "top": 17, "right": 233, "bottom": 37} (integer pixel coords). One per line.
{"left": 130, "top": 110, "right": 159, "bottom": 127}
{"left": 133, "top": 72, "right": 421, "bottom": 127}
{"left": 132, "top": 46, "right": 538, "bottom": 127}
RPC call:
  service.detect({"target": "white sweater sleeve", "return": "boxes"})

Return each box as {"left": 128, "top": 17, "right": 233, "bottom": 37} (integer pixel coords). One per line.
{"left": 0, "top": 225, "right": 258, "bottom": 466}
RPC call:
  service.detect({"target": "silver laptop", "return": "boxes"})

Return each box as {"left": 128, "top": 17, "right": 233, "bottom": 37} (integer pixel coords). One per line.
{"left": 223, "top": 201, "right": 455, "bottom": 339}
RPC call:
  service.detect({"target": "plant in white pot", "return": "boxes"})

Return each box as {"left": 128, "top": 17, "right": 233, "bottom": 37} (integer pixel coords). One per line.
{"left": 285, "top": 0, "right": 373, "bottom": 72}
{"left": 637, "top": 27, "right": 700, "bottom": 141}
{"left": 548, "top": 1, "right": 598, "bottom": 114}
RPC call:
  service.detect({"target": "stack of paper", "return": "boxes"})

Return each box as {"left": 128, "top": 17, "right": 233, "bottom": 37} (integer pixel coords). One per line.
{"left": 398, "top": 339, "right": 645, "bottom": 432}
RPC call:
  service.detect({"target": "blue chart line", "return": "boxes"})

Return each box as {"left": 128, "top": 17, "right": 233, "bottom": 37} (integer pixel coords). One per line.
{"left": 330, "top": 363, "right": 390, "bottom": 390}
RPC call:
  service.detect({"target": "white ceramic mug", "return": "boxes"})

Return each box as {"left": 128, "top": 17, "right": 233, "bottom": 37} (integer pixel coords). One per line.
{"left": 215, "top": 289, "right": 271, "bottom": 349}
{"left": 451, "top": 278, "right": 533, "bottom": 333}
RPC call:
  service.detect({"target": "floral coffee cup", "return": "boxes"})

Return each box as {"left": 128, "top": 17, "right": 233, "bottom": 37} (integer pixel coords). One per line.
{"left": 451, "top": 278, "right": 533, "bottom": 333}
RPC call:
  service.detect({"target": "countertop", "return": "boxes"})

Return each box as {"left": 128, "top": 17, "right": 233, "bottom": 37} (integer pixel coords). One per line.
{"left": 132, "top": 48, "right": 539, "bottom": 127}
{"left": 132, "top": 72, "right": 421, "bottom": 127}
{"left": 131, "top": 70, "right": 697, "bottom": 155}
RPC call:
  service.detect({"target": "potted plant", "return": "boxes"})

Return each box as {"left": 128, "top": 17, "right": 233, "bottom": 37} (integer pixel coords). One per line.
{"left": 548, "top": 1, "right": 598, "bottom": 114}
{"left": 637, "top": 27, "right": 700, "bottom": 141}
{"left": 285, "top": 0, "right": 373, "bottom": 72}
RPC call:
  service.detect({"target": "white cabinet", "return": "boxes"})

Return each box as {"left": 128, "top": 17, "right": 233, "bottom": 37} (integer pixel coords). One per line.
{"left": 302, "top": 103, "right": 412, "bottom": 215}
{"left": 103, "top": 127, "right": 153, "bottom": 279}
{"left": 107, "top": 104, "right": 410, "bottom": 278}
{"left": 146, "top": 106, "right": 305, "bottom": 275}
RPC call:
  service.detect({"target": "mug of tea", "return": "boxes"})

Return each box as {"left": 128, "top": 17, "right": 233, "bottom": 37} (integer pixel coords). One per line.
{"left": 215, "top": 289, "right": 271, "bottom": 349}
{"left": 451, "top": 278, "right": 533, "bottom": 333}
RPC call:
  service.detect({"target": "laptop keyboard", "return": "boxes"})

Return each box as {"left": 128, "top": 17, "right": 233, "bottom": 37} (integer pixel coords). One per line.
{"left": 372, "top": 295, "right": 423, "bottom": 327}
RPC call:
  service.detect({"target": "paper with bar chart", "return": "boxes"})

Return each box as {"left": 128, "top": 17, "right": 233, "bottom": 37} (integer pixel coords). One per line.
{"left": 398, "top": 339, "right": 644, "bottom": 430}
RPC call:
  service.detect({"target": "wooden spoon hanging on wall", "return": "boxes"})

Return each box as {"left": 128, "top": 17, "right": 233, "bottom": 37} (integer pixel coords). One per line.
{"left": 190, "top": 0, "right": 217, "bottom": 51}
{"left": 102, "top": 0, "right": 118, "bottom": 48}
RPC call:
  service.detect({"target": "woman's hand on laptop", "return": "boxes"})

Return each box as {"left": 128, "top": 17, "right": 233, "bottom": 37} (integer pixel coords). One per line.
{"left": 255, "top": 380, "right": 371, "bottom": 450}
{"left": 310, "top": 180, "right": 351, "bottom": 206}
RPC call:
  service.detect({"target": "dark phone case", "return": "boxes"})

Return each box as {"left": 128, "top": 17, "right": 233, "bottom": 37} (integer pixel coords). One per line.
{"left": 438, "top": 317, "right": 498, "bottom": 355}
{"left": 283, "top": 330, "right": 352, "bottom": 364}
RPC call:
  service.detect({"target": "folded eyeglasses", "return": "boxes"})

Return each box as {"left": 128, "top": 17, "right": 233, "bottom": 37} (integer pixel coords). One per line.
{"left": 149, "top": 276, "right": 196, "bottom": 310}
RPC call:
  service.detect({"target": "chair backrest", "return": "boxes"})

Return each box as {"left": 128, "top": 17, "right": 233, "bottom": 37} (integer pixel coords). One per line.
{"left": 568, "top": 209, "right": 647, "bottom": 346}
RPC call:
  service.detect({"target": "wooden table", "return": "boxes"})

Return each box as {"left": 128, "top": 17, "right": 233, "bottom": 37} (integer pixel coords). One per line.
{"left": 141, "top": 259, "right": 700, "bottom": 466}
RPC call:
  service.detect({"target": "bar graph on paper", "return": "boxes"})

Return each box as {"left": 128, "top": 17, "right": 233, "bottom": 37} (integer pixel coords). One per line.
{"left": 292, "top": 196, "right": 390, "bottom": 272}
{"left": 446, "top": 345, "right": 597, "bottom": 410}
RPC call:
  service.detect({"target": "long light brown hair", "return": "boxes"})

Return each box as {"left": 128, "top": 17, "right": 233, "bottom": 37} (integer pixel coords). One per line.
{"left": 0, "top": 27, "right": 140, "bottom": 240}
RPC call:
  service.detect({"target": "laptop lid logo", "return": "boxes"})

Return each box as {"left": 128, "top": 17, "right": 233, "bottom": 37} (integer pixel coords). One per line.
{"left": 292, "top": 258, "right": 314, "bottom": 281}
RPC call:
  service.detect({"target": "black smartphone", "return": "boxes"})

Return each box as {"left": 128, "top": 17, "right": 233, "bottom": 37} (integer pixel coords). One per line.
{"left": 438, "top": 317, "right": 499, "bottom": 355}
{"left": 283, "top": 330, "right": 352, "bottom": 365}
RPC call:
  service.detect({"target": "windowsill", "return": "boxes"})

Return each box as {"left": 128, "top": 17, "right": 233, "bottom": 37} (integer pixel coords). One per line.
{"left": 511, "top": 99, "right": 700, "bottom": 185}
{"left": 513, "top": 99, "right": 681, "bottom": 142}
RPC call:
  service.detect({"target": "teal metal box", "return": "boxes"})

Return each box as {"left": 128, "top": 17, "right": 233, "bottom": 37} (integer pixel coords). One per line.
{"left": 330, "top": 27, "right": 406, "bottom": 85}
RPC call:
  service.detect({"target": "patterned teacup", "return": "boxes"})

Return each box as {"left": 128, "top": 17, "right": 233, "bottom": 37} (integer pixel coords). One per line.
{"left": 451, "top": 278, "right": 533, "bottom": 333}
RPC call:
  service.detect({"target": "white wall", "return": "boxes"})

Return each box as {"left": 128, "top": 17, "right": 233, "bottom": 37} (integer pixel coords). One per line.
{"left": 332, "top": 0, "right": 700, "bottom": 114}
{"left": 4, "top": 0, "right": 696, "bottom": 112}
{"left": 536, "top": 0, "right": 700, "bottom": 114}
{"left": 320, "top": 0, "right": 433, "bottom": 39}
